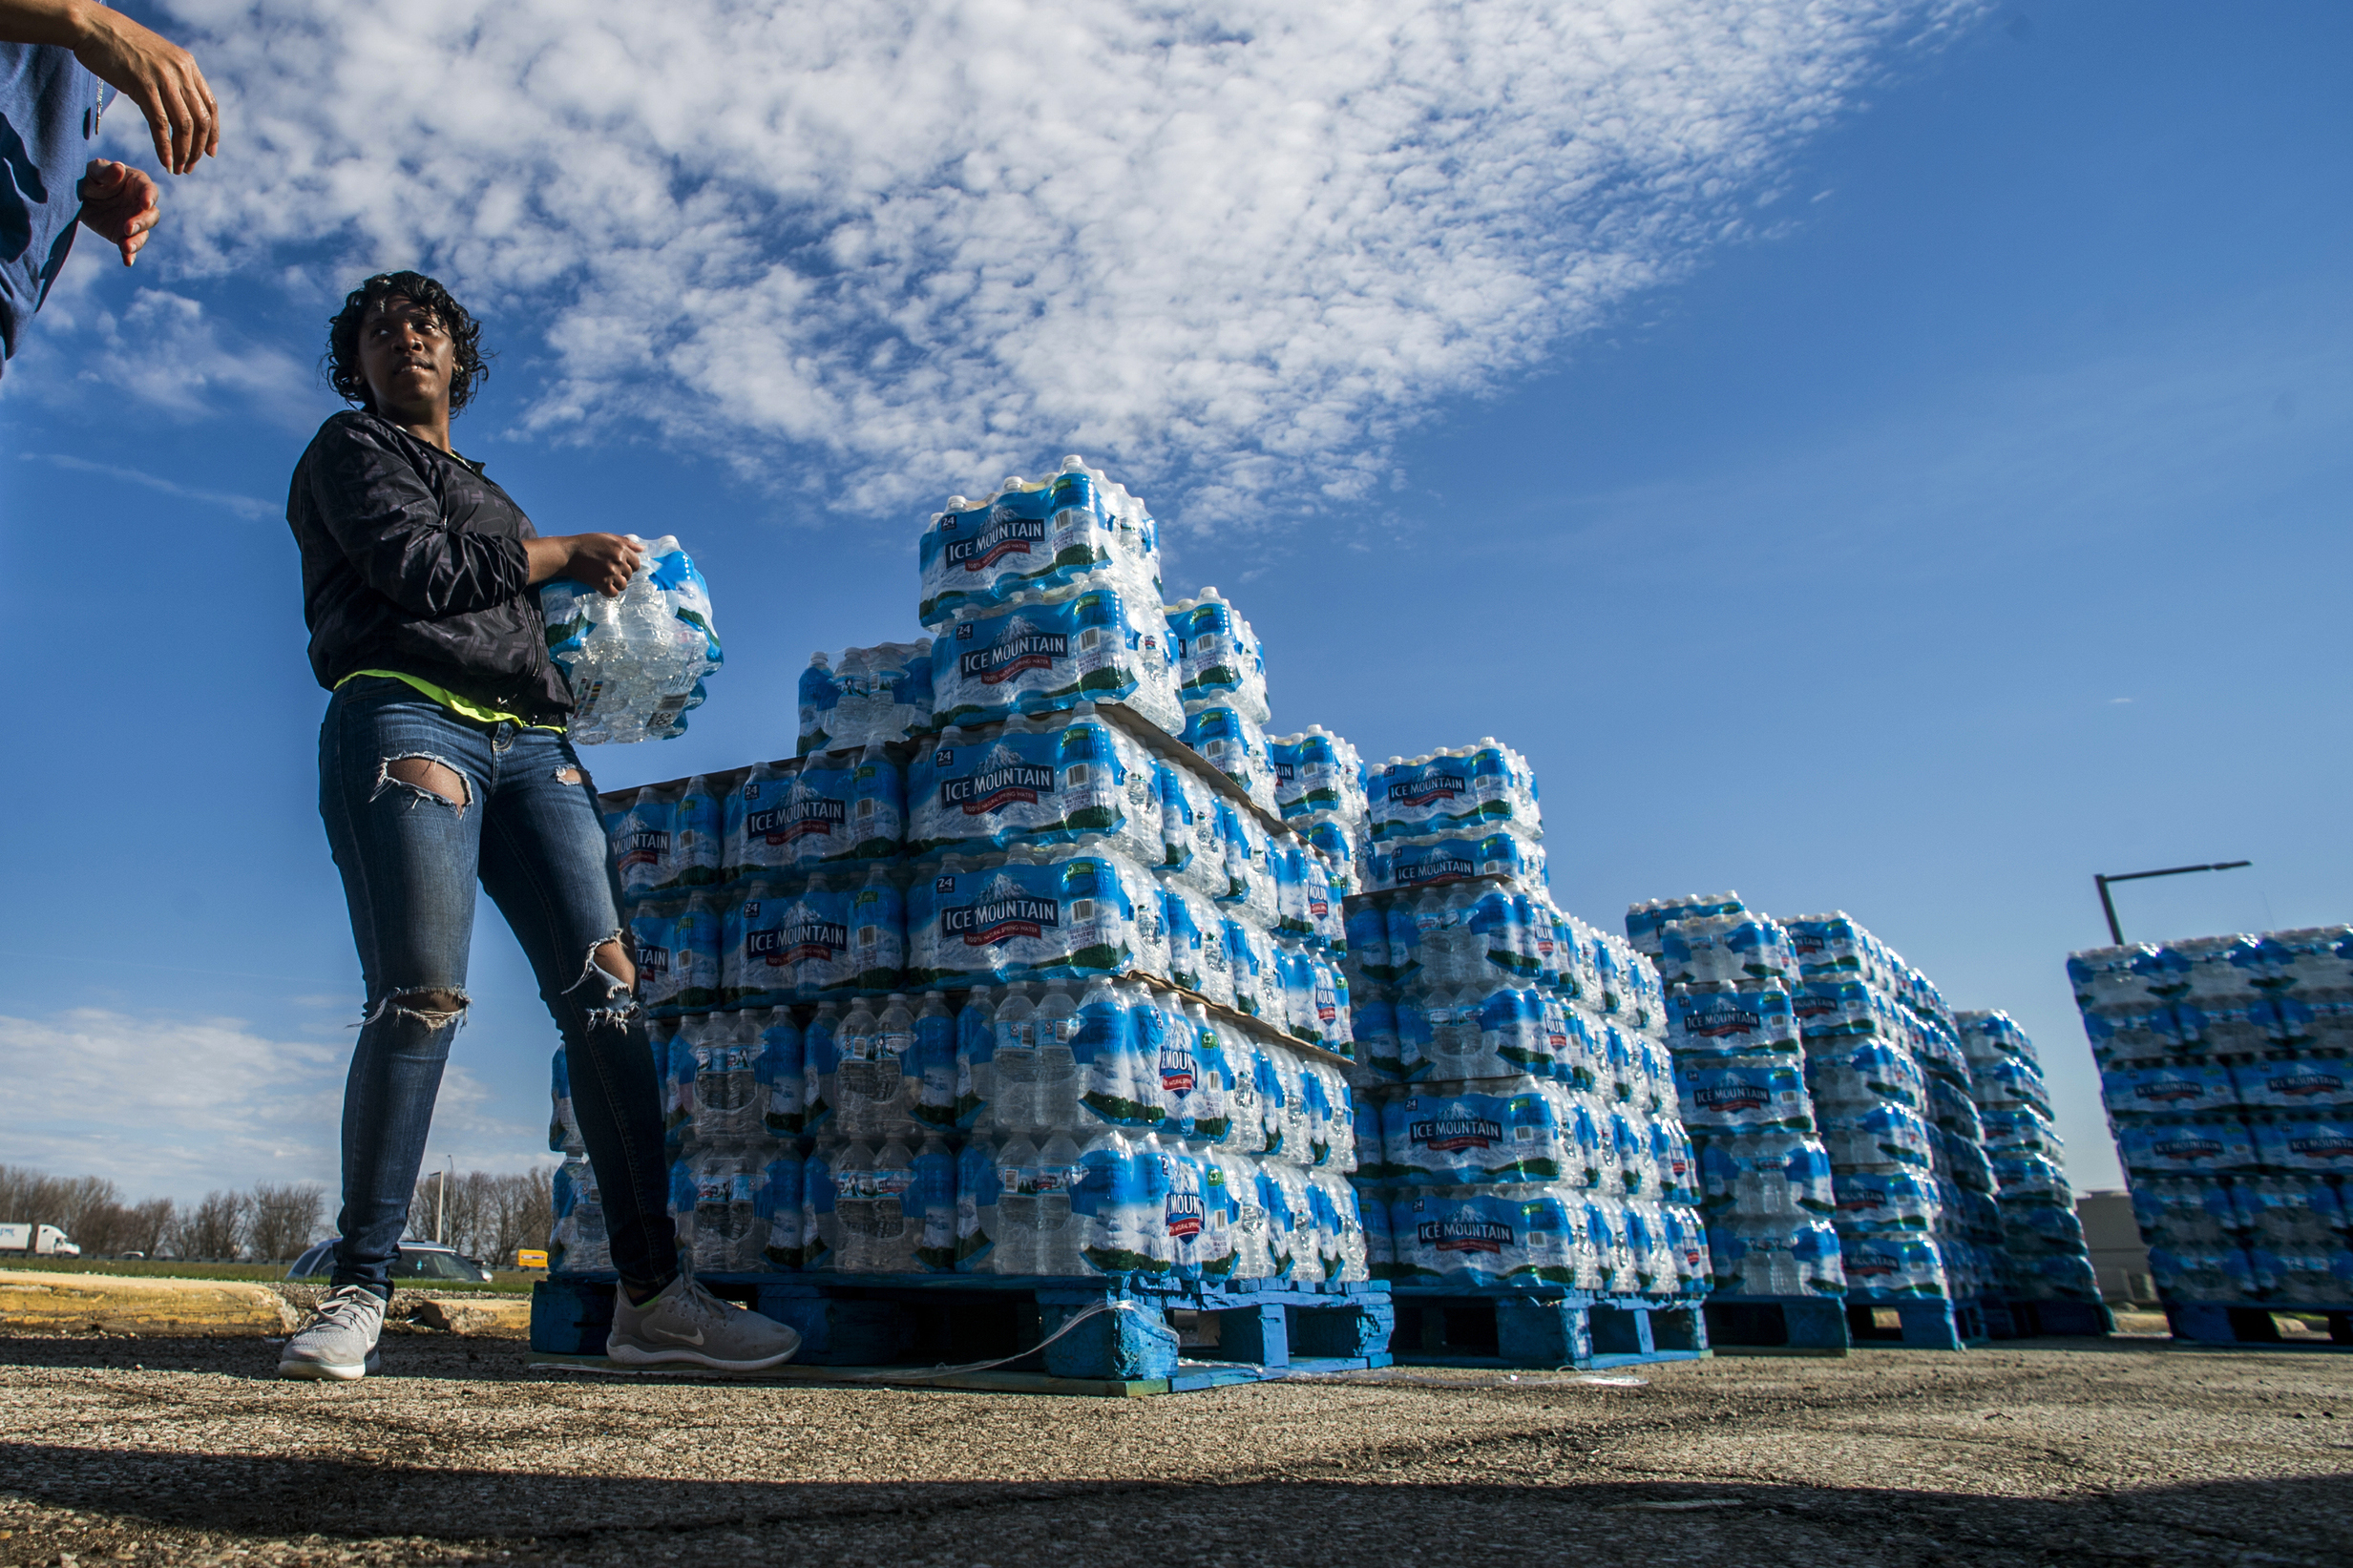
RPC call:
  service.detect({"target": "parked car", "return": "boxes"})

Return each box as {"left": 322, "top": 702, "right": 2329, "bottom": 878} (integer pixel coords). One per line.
{"left": 284, "top": 1240, "right": 494, "bottom": 1283}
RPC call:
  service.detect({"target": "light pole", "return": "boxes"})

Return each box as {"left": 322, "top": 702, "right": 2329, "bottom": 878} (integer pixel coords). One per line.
{"left": 2093, "top": 861, "right": 2253, "bottom": 945}
{"left": 435, "top": 1155, "right": 454, "bottom": 1244}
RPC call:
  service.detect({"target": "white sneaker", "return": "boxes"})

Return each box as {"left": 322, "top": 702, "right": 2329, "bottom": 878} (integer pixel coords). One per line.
{"left": 606, "top": 1276, "right": 801, "bottom": 1371}
{"left": 279, "top": 1285, "right": 387, "bottom": 1380}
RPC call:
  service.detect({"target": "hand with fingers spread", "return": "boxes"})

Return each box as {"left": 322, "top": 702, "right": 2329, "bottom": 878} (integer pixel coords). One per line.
{"left": 75, "top": 157, "right": 158, "bottom": 264}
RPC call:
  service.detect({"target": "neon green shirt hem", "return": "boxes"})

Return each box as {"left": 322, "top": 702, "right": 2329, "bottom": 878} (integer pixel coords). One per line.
{"left": 336, "top": 670, "right": 567, "bottom": 733}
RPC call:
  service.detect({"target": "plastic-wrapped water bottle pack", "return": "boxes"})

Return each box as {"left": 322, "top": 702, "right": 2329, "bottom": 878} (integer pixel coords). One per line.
{"left": 931, "top": 586, "right": 1182, "bottom": 736}
{"left": 917, "top": 459, "right": 1162, "bottom": 629}
{"left": 2068, "top": 926, "right": 2353, "bottom": 1310}
{"left": 539, "top": 534, "right": 724, "bottom": 744}
{"left": 1269, "top": 727, "right": 1367, "bottom": 826}
{"left": 1367, "top": 743, "right": 1542, "bottom": 847}
{"left": 1165, "top": 590, "right": 1270, "bottom": 722}
{"left": 799, "top": 642, "right": 935, "bottom": 754}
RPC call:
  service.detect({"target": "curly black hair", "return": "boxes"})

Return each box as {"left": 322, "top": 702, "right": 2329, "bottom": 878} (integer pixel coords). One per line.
{"left": 323, "top": 270, "right": 491, "bottom": 415}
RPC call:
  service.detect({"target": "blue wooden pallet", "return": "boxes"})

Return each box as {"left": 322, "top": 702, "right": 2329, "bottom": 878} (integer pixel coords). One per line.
{"left": 2163, "top": 1302, "right": 2353, "bottom": 1348}
{"left": 1843, "top": 1296, "right": 1980, "bottom": 1350}
{"left": 1386, "top": 1286, "right": 1712, "bottom": 1369}
{"left": 2001, "top": 1299, "right": 2114, "bottom": 1338}
{"left": 1701, "top": 1294, "right": 1852, "bottom": 1356}
{"left": 532, "top": 1272, "right": 1393, "bottom": 1390}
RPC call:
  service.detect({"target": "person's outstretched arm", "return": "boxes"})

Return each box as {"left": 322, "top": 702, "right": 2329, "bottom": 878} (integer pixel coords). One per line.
{"left": 0, "top": 0, "right": 219, "bottom": 174}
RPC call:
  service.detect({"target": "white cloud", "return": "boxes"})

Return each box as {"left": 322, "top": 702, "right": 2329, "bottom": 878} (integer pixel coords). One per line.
{"left": 76, "top": 287, "right": 321, "bottom": 427}
{"left": 0, "top": 1007, "right": 542, "bottom": 1199}
{"left": 23, "top": 451, "right": 279, "bottom": 520}
{"left": 132, "top": 0, "right": 1976, "bottom": 521}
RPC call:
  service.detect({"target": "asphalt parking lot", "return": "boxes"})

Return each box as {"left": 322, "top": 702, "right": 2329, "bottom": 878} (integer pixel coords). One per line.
{"left": 3, "top": 1327, "right": 2349, "bottom": 1568}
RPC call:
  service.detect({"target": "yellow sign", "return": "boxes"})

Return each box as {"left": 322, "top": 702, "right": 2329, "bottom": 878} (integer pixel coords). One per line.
{"left": 515, "top": 1249, "right": 549, "bottom": 1269}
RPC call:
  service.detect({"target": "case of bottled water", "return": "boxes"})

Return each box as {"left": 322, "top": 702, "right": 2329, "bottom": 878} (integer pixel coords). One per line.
{"left": 1654, "top": 914, "right": 1796, "bottom": 990}
{"left": 541, "top": 535, "right": 723, "bottom": 744}
{"left": 1181, "top": 705, "right": 1279, "bottom": 815}
{"left": 917, "top": 460, "right": 1162, "bottom": 629}
{"left": 909, "top": 710, "right": 1161, "bottom": 864}
{"left": 1165, "top": 590, "right": 1271, "bottom": 722}
{"left": 1269, "top": 727, "right": 1367, "bottom": 826}
{"left": 907, "top": 845, "right": 1164, "bottom": 991}
{"left": 1368, "top": 833, "right": 1545, "bottom": 894}
{"left": 798, "top": 641, "right": 935, "bottom": 754}
{"left": 1367, "top": 744, "right": 1541, "bottom": 846}
{"left": 932, "top": 587, "right": 1180, "bottom": 735}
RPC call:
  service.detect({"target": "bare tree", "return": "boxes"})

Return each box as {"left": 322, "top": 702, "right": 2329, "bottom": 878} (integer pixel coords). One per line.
{"left": 497, "top": 1167, "right": 556, "bottom": 1263}
{"left": 246, "top": 1182, "right": 327, "bottom": 1262}
{"left": 176, "top": 1189, "right": 251, "bottom": 1261}
{"left": 0, "top": 1166, "right": 175, "bottom": 1256}
{"left": 0, "top": 1166, "right": 121, "bottom": 1244}
{"left": 405, "top": 1169, "right": 557, "bottom": 1264}
{"left": 117, "top": 1198, "right": 176, "bottom": 1257}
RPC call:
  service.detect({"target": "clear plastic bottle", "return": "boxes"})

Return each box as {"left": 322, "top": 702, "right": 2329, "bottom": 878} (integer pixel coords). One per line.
{"left": 866, "top": 1138, "right": 920, "bottom": 1273}
{"left": 992, "top": 983, "right": 1038, "bottom": 1133}
{"left": 802, "top": 1000, "right": 841, "bottom": 1138}
{"left": 915, "top": 1134, "right": 957, "bottom": 1272}
{"left": 993, "top": 1135, "right": 1040, "bottom": 1275}
{"left": 836, "top": 996, "right": 882, "bottom": 1139}
{"left": 1037, "top": 1130, "right": 1083, "bottom": 1276}
{"left": 956, "top": 1133, "right": 998, "bottom": 1272}
{"left": 914, "top": 992, "right": 957, "bottom": 1134}
{"left": 1185, "top": 1000, "right": 1229, "bottom": 1147}
{"left": 829, "top": 1140, "right": 873, "bottom": 1272}
{"left": 955, "top": 984, "right": 998, "bottom": 1133}
{"left": 1035, "top": 980, "right": 1082, "bottom": 1134}
{"left": 875, "top": 993, "right": 918, "bottom": 1138}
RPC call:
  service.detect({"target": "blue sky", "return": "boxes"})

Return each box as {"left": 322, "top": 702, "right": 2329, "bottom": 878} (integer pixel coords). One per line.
{"left": 1, "top": 1, "right": 2345, "bottom": 1202}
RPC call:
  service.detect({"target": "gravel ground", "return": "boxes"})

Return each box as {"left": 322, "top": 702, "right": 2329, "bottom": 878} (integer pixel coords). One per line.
{"left": 2, "top": 1328, "right": 2349, "bottom": 1568}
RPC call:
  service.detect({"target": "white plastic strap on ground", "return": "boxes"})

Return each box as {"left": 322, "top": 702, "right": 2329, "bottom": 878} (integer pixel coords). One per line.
{"left": 811, "top": 1300, "right": 1144, "bottom": 1383}
{"left": 1274, "top": 1369, "right": 1649, "bottom": 1389}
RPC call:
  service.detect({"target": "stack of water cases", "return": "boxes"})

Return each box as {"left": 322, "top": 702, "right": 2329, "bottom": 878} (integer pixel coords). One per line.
{"left": 1775, "top": 913, "right": 1993, "bottom": 1311}
{"left": 572, "top": 457, "right": 1375, "bottom": 1302}
{"left": 2071, "top": 930, "right": 2353, "bottom": 1316}
{"left": 1628, "top": 895, "right": 1845, "bottom": 1304}
{"left": 1346, "top": 753, "right": 1710, "bottom": 1306}
{"left": 1953, "top": 1010, "right": 2100, "bottom": 1306}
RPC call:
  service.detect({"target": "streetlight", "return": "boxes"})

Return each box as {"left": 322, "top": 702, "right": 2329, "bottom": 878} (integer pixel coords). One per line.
{"left": 434, "top": 1155, "right": 454, "bottom": 1244}
{"left": 2092, "top": 861, "right": 2253, "bottom": 945}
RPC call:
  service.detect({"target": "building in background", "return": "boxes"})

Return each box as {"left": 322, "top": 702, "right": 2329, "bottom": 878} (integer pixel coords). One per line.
{"left": 2075, "top": 1190, "right": 2153, "bottom": 1305}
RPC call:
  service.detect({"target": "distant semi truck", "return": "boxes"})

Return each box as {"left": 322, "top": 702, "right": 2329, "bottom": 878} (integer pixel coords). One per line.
{"left": 0, "top": 1223, "right": 81, "bottom": 1257}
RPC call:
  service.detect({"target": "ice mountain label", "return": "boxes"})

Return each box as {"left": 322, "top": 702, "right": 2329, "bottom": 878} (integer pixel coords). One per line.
{"left": 941, "top": 873, "right": 1062, "bottom": 946}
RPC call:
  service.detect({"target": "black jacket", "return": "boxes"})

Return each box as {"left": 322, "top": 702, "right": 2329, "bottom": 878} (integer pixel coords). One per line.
{"left": 286, "top": 410, "right": 572, "bottom": 723}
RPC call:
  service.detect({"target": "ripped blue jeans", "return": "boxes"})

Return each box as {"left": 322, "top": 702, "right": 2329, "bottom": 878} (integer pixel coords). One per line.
{"left": 318, "top": 676, "right": 676, "bottom": 1300}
